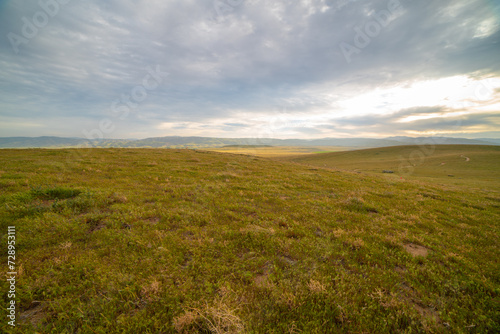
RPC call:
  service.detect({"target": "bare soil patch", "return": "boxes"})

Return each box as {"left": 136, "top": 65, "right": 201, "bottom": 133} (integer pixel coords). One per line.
{"left": 20, "top": 301, "right": 46, "bottom": 328}
{"left": 461, "top": 155, "right": 470, "bottom": 162}
{"left": 404, "top": 243, "right": 429, "bottom": 257}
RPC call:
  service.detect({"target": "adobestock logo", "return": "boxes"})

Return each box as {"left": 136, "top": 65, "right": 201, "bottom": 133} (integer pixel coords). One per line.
{"left": 7, "top": 0, "right": 72, "bottom": 54}
{"left": 82, "top": 65, "right": 169, "bottom": 142}
{"left": 396, "top": 79, "right": 495, "bottom": 178}
{"left": 62, "top": 65, "right": 168, "bottom": 166}
{"left": 211, "top": 0, "right": 244, "bottom": 23}
{"left": 339, "top": 0, "right": 403, "bottom": 64}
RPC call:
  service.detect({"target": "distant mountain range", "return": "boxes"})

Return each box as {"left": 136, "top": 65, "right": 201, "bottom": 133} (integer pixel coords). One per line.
{"left": 0, "top": 135, "right": 499, "bottom": 149}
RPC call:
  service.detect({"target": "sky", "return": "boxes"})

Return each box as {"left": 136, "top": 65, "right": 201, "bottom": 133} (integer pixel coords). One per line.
{"left": 1, "top": 0, "right": 499, "bottom": 140}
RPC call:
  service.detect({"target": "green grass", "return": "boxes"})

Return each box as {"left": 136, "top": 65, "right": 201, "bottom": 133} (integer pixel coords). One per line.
{"left": 29, "top": 186, "right": 82, "bottom": 201}
{"left": 288, "top": 145, "right": 500, "bottom": 190}
{"left": 0, "top": 147, "right": 499, "bottom": 333}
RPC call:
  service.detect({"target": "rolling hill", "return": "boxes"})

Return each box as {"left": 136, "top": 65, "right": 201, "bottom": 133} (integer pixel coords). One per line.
{"left": 288, "top": 145, "right": 500, "bottom": 190}
{"left": 0, "top": 148, "right": 498, "bottom": 333}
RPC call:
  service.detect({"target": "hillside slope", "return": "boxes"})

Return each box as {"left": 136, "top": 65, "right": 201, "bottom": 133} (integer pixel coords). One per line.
{"left": 289, "top": 145, "right": 500, "bottom": 189}
{"left": 0, "top": 148, "right": 498, "bottom": 333}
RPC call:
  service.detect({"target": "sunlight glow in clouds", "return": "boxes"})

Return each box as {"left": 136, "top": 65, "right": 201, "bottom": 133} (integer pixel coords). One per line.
{"left": 156, "top": 73, "right": 500, "bottom": 139}
{"left": 338, "top": 76, "right": 500, "bottom": 118}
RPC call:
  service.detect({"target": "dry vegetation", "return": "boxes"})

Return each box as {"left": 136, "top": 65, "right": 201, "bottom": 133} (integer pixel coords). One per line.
{"left": 204, "top": 146, "right": 351, "bottom": 158}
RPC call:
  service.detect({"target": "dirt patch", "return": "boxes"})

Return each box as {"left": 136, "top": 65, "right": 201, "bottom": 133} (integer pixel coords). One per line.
{"left": 460, "top": 155, "right": 470, "bottom": 162}
{"left": 85, "top": 217, "right": 106, "bottom": 233}
{"left": 404, "top": 243, "right": 429, "bottom": 257}
{"left": 40, "top": 199, "right": 55, "bottom": 208}
{"left": 314, "top": 227, "right": 323, "bottom": 237}
{"left": 145, "top": 217, "right": 160, "bottom": 225}
{"left": 414, "top": 303, "right": 441, "bottom": 324}
{"left": 395, "top": 266, "right": 406, "bottom": 273}
{"left": 282, "top": 255, "right": 297, "bottom": 265}
{"left": 255, "top": 262, "right": 273, "bottom": 288}
{"left": 20, "top": 301, "right": 46, "bottom": 328}
{"left": 254, "top": 273, "right": 270, "bottom": 288}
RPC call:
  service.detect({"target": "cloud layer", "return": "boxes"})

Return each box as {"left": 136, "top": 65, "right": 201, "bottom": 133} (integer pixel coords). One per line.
{"left": 1, "top": 0, "right": 499, "bottom": 138}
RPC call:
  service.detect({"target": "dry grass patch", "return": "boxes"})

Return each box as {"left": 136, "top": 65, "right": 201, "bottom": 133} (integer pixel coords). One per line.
{"left": 239, "top": 224, "right": 275, "bottom": 234}
{"left": 307, "top": 279, "right": 326, "bottom": 294}
{"left": 141, "top": 279, "right": 162, "bottom": 302}
{"left": 173, "top": 299, "right": 245, "bottom": 334}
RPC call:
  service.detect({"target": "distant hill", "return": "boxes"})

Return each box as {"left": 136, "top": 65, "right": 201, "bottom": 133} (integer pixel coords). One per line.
{"left": 477, "top": 138, "right": 500, "bottom": 145}
{"left": 0, "top": 135, "right": 499, "bottom": 148}
{"left": 0, "top": 136, "right": 89, "bottom": 148}
{"left": 386, "top": 136, "right": 497, "bottom": 146}
{"left": 222, "top": 145, "right": 273, "bottom": 148}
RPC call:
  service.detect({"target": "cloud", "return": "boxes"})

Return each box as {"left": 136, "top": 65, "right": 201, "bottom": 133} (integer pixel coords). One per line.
{"left": 326, "top": 105, "right": 500, "bottom": 137}
{"left": 0, "top": 0, "right": 499, "bottom": 138}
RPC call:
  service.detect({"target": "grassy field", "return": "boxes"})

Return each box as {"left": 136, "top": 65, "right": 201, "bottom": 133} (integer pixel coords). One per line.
{"left": 0, "top": 148, "right": 499, "bottom": 333}
{"left": 205, "top": 146, "right": 353, "bottom": 158}
{"left": 288, "top": 145, "right": 500, "bottom": 190}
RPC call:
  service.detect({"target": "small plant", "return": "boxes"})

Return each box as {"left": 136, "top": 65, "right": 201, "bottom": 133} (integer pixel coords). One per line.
{"left": 342, "top": 197, "right": 378, "bottom": 213}
{"left": 30, "top": 186, "right": 82, "bottom": 200}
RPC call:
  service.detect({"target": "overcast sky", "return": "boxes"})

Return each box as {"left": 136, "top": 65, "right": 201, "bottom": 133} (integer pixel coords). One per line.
{"left": 1, "top": 0, "right": 499, "bottom": 139}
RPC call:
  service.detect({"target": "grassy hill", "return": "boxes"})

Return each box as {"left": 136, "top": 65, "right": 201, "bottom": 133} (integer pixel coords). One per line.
{"left": 288, "top": 145, "right": 500, "bottom": 190}
{"left": 0, "top": 148, "right": 499, "bottom": 333}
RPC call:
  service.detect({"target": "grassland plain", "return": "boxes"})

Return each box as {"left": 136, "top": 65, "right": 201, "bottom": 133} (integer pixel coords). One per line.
{"left": 0, "top": 148, "right": 498, "bottom": 333}
{"left": 204, "top": 146, "right": 353, "bottom": 158}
